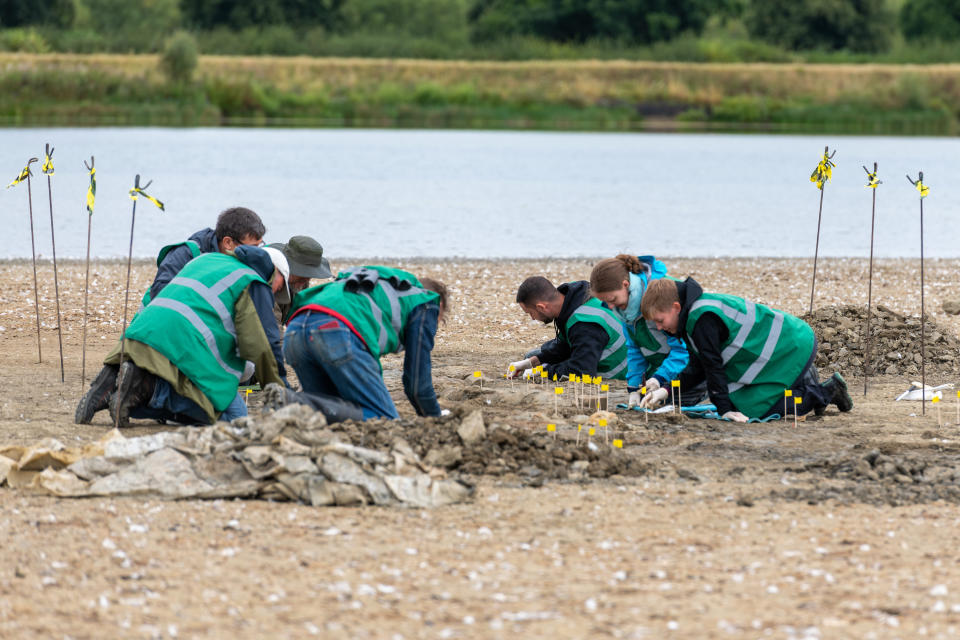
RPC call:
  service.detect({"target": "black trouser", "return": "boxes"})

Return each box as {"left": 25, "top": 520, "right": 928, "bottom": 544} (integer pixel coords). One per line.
{"left": 759, "top": 345, "right": 831, "bottom": 419}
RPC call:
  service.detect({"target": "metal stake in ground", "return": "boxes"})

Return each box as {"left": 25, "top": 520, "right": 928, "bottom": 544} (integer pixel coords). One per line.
{"left": 808, "top": 146, "right": 837, "bottom": 314}
{"left": 42, "top": 144, "right": 65, "bottom": 382}
{"left": 117, "top": 175, "right": 165, "bottom": 428}
{"left": 7, "top": 158, "right": 42, "bottom": 362}
{"left": 80, "top": 156, "right": 96, "bottom": 389}
{"left": 906, "top": 172, "right": 930, "bottom": 415}
{"left": 863, "top": 163, "right": 881, "bottom": 396}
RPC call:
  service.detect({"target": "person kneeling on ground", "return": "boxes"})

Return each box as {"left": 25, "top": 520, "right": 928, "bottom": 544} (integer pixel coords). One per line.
{"left": 639, "top": 277, "right": 853, "bottom": 421}
{"left": 268, "top": 266, "right": 448, "bottom": 423}
{"left": 508, "top": 276, "right": 629, "bottom": 381}
{"left": 76, "top": 245, "right": 290, "bottom": 426}
{"left": 590, "top": 254, "right": 706, "bottom": 408}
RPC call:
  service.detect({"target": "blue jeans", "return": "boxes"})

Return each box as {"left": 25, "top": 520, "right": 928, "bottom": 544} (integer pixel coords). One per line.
{"left": 284, "top": 311, "right": 397, "bottom": 420}
{"left": 130, "top": 379, "right": 247, "bottom": 425}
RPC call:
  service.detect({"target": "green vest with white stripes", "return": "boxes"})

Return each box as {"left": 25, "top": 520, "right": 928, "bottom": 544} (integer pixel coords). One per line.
{"left": 685, "top": 292, "right": 815, "bottom": 418}
{"left": 124, "top": 252, "right": 266, "bottom": 412}
{"left": 291, "top": 266, "right": 439, "bottom": 362}
{"left": 562, "top": 297, "right": 629, "bottom": 379}
{"left": 629, "top": 320, "right": 673, "bottom": 380}
{"left": 140, "top": 240, "right": 202, "bottom": 307}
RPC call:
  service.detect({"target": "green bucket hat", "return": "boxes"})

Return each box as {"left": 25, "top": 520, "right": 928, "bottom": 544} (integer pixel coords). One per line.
{"left": 269, "top": 235, "right": 332, "bottom": 279}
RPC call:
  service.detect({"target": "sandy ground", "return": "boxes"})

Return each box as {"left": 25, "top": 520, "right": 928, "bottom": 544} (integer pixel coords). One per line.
{"left": 3, "top": 256, "right": 960, "bottom": 638}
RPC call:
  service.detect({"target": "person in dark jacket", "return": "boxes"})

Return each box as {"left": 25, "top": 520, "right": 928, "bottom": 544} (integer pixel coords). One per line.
{"left": 508, "top": 277, "right": 629, "bottom": 381}
{"left": 640, "top": 277, "right": 853, "bottom": 421}
{"left": 145, "top": 206, "right": 267, "bottom": 304}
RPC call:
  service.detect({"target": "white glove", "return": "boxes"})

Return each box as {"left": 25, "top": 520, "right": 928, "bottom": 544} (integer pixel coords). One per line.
{"left": 639, "top": 387, "right": 669, "bottom": 409}
{"left": 508, "top": 358, "right": 535, "bottom": 378}
{"left": 628, "top": 391, "right": 641, "bottom": 408}
{"left": 643, "top": 377, "right": 661, "bottom": 393}
{"left": 721, "top": 411, "right": 749, "bottom": 423}
{"left": 440, "top": 409, "right": 452, "bottom": 417}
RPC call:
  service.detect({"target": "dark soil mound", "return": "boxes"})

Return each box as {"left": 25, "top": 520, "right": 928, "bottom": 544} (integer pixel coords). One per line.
{"left": 803, "top": 304, "right": 960, "bottom": 377}
{"left": 330, "top": 411, "right": 651, "bottom": 484}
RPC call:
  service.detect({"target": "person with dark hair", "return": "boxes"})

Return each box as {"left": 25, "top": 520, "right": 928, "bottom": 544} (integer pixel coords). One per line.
{"left": 76, "top": 245, "right": 290, "bottom": 426}
{"left": 641, "top": 277, "right": 853, "bottom": 422}
{"left": 267, "top": 266, "right": 449, "bottom": 423}
{"left": 590, "top": 254, "right": 702, "bottom": 408}
{"left": 144, "top": 206, "right": 267, "bottom": 305}
{"left": 508, "top": 276, "right": 628, "bottom": 381}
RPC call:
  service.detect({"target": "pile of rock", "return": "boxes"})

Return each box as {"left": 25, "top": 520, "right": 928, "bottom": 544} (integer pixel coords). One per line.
{"left": 802, "top": 304, "right": 960, "bottom": 377}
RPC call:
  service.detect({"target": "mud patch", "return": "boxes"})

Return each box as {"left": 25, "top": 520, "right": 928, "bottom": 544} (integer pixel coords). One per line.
{"left": 772, "top": 447, "right": 960, "bottom": 506}
{"left": 804, "top": 304, "right": 960, "bottom": 377}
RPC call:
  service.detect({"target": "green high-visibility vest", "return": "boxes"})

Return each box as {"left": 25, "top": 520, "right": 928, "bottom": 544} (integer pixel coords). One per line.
{"left": 630, "top": 320, "right": 672, "bottom": 380}
{"left": 685, "top": 292, "right": 814, "bottom": 418}
{"left": 290, "top": 265, "right": 439, "bottom": 363}
{"left": 562, "top": 297, "right": 629, "bottom": 379}
{"left": 124, "top": 252, "right": 266, "bottom": 411}
{"left": 141, "top": 240, "right": 203, "bottom": 307}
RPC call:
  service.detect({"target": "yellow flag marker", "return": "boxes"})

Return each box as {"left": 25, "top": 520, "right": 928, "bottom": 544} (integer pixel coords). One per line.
{"left": 508, "top": 364, "right": 515, "bottom": 389}
{"left": 555, "top": 387, "right": 564, "bottom": 394}
{"left": 599, "top": 418, "right": 608, "bottom": 443}
{"left": 793, "top": 395, "right": 802, "bottom": 428}
{"left": 671, "top": 380, "right": 681, "bottom": 415}
{"left": 474, "top": 370, "right": 482, "bottom": 389}
{"left": 613, "top": 439, "right": 623, "bottom": 449}
{"left": 554, "top": 386, "right": 563, "bottom": 415}
{"left": 576, "top": 423, "right": 582, "bottom": 445}
{"left": 601, "top": 384, "right": 609, "bottom": 391}
{"left": 956, "top": 389, "right": 959, "bottom": 427}
{"left": 784, "top": 389, "right": 792, "bottom": 422}
{"left": 547, "top": 423, "right": 556, "bottom": 440}
{"left": 933, "top": 395, "right": 942, "bottom": 429}
{"left": 588, "top": 427, "right": 596, "bottom": 436}
{"left": 245, "top": 388, "right": 252, "bottom": 405}
{"left": 641, "top": 386, "right": 648, "bottom": 424}
{"left": 552, "top": 373, "right": 557, "bottom": 382}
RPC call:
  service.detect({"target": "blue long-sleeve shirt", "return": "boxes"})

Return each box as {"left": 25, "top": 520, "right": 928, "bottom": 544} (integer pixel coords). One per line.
{"left": 625, "top": 324, "right": 689, "bottom": 390}
{"left": 401, "top": 302, "right": 441, "bottom": 417}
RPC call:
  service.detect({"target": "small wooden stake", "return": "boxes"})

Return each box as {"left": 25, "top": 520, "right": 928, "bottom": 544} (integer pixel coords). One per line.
{"left": 793, "top": 396, "right": 802, "bottom": 428}
{"left": 671, "top": 380, "right": 681, "bottom": 415}
{"left": 642, "top": 386, "right": 648, "bottom": 425}
{"left": 933, "top": 396, "right": 941, "bottom": 429}
{"left": 784, "top": 389, "right": 792, "bottom": 422}
{"left": 547, "top": 423, "right": 556, "bottom": 440}
{"left": 599, "top": 418, "right": 608, "bottom": 443}
{"left": 576, "top": 423, "right": 582, "bottom": 445}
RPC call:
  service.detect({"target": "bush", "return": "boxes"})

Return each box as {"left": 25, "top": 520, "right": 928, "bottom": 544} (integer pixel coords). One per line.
{"left": 746, "top": 0, "right": 895, "bottom": 53}
{"left": 901, "top": 0, "right": 960, "bottom": 41}
{"left": 160, "top": 30, "right": 198, "bottom": 84}
{"left": 0, "top": 28, "right": 51, "bottom": 53}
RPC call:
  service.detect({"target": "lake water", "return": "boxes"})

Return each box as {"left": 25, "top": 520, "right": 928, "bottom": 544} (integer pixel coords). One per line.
{"left": 1, "top": 127, "right": 957, "bottom": 260}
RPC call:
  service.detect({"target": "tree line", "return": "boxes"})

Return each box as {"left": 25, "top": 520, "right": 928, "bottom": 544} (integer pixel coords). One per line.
{"left": 1, "top": 0, "right": 959, "bottom": 58}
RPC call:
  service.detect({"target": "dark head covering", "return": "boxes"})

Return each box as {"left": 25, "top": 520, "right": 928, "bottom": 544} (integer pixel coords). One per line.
{"left": 269, "top": 235, "right": 332, "bottom": 279}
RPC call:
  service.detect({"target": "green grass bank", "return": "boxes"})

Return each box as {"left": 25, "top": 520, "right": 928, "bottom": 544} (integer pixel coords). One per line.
{"left": 2, "top": 53, "right": 959, "bottom": 134}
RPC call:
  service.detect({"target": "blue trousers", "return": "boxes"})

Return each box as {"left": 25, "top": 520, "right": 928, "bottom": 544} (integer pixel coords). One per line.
{"left": 284, "top": 311, "right": 397, "bottom": 420}
{"left": 130, "top": 379, "right": 247, "bottom": 425}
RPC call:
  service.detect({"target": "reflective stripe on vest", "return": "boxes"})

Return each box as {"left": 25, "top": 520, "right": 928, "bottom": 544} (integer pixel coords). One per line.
{"left": 638, "top": 321, "right": 670, "bottom": 359}
{"left": 727, "top": 310, "right": 784, "bottom": 393}
{"left": 359, "top": 281, "right": 428, "bottom": 354}
{"left": 689, "top": 298, "right": 756, "bottom": 365}
{"left": 573, "top": 304, "right": 627, "bottom": 360}
{"left": 150, "top": 298, "right": 243, "bottom": 380}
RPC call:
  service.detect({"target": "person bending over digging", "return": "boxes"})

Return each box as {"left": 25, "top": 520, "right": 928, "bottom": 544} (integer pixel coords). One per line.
{"left": 639, "top": 277, "right": 853, "bottom": 421}
{"left": 76, "top": 245, "right": 290, "bottom": 426}
{"left": 265, "top": 266, "right": 448, "bottom": 423}
{"left": 507, "top": 276, "right": 628, "bottom": 381}
{"left": 590, "top": 254, "right": 706, "bottom": 408}
{"left": 142, "top": 206, "right": 268, "bottom": 306}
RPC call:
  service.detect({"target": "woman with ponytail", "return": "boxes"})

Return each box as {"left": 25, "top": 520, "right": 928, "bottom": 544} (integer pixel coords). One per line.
{"left": 590, "top": 255, "right": 704, "bottom": 408}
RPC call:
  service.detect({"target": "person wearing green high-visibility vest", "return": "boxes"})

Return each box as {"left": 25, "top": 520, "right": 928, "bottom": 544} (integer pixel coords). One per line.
{"left": 639, "top": 277, "right": 853, "bottom": 421}
{"left": 507, "top": 277, "right": 628, "bottom": 381}
{"left": 75, "top": 245, "right": 290, "bottom": 426}
{"left": 589, "top": 254, "right": 705, "bottom": 407}
{"left": 267, "top": 266, "right": 449, "bottom": 423}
